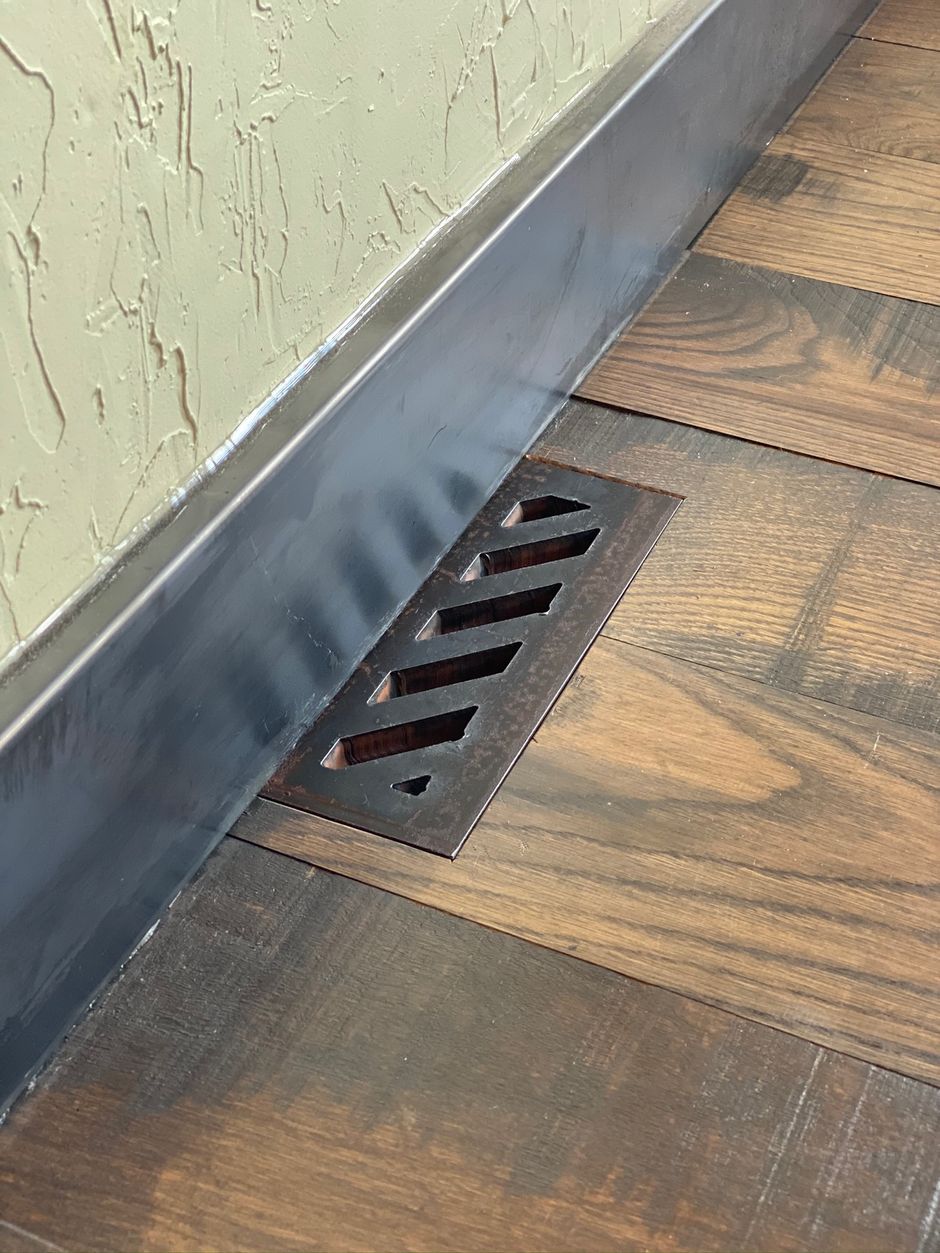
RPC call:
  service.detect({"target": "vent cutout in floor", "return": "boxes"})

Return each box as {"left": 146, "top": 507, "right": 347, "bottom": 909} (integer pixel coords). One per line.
{"left": 392, "top": 775, "right": 431, "bottom": 796}
{"left": 417, "top": 584, "right": 561, "bottom": 639}
{"left": 322, "top": 707, "right": 477, "bottom": 769}
{"left": 461, "top": 527, "right": 600, "bottom": 580}
{"left": 371, "top": 642, "right": 522, "bottom": 702}
{"left": 263, "top": 460, "right": 680, "bottom": 857}
{"left": 503, "top": 494, "right": 589, "bottom": 525}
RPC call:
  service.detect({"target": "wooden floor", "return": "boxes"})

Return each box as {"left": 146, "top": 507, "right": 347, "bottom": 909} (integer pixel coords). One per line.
{"left": 1, "top": 5, "right": 939, "bottom": 1250}
{"left": 579, "top": 252, "right": 940, "bottom": 486}
{"left": 2, "top": 841, "right": 939, "bottom": 1253}
{"left": 861, "top": 0, "right": 940, "bottom": 54}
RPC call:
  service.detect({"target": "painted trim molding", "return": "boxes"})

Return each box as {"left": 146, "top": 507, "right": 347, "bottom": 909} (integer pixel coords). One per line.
{"left": 0, "top": 0, "right": 877, "bottom": 1112}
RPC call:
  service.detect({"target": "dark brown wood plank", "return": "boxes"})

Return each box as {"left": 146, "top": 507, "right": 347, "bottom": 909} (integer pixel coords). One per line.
{"left": 694, "top": 134, "right": 940, "bottom": 306}
{"left": 2, "top": 838, "right": 939, "bottom": 1253}
{"left": 578, "top": 251, "right": 940, "bottom": 487}
{"left": 238, "top": 635, "right": 940, "bottom": 1085}
{"left": 537, "top": 401, "right": 940, "bottom": 734}
{"left": 789, "top": 38, "right": 940, "bottom": 164}
{"left": 861, "top": 0, "right": 940, "bottom": 52}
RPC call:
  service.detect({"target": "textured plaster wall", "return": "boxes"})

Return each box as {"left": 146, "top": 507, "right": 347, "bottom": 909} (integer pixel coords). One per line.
{"left": 0, "top": 0, "right": 677, "bottom": 665}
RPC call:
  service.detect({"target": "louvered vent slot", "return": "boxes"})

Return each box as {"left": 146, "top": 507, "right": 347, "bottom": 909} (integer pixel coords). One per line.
{"left": 263, "top": 460, "right": 679, "bottom": 857}
{"left": 392, "top": 775, "right": 431, "bottom": 796}
{"left": 417, "top": 584, "right": 561, "bottom": 639}
{"left": 371, "top": 642, "right": 522, "bottom": 702}
{"left": 503, "top": 494, "right": 589, "bottom": 525}
{"left": 461, "top": 528, "right": 600, "bottom": 580}
{"left": 322, "top": 707, "right": 477, "bottom": 770}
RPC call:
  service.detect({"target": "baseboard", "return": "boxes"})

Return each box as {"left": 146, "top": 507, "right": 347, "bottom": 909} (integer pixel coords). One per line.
{"left": 0, "top": 0, "right": 878, "bottom": 1112}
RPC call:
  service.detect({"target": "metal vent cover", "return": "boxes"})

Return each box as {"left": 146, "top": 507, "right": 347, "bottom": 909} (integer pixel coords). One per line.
{"left": 263, "top": 460, "right": 680, "bottom": 857}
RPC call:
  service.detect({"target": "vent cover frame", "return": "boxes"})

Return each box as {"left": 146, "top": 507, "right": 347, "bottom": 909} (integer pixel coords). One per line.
{"left": 263, "top": 460, "right": 680, "bottom": 857}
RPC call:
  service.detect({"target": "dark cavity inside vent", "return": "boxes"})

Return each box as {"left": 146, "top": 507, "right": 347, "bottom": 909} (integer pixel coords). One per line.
{"left": 503, "top": 494, "right": 589, "bottom": 525}
{"left": 461, "top": 528, "right": 599, "bottom": 580}
{"left": 417, "top": 584, "right": 561, "bottom": 639}
{"left": 262, "top": 460, "right": 679, "bottom": 857}
{"left": 371, "top": 642, "right": 522, "bottom": 702}
{"left": 392, "top": 775, "right": 431, "bottom": 795}
{"left": 322, "top": 707, "right": 477, "bottom": 769}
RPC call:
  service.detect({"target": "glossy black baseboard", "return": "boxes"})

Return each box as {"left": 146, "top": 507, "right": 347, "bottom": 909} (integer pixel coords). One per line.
{"left": 0, "top": 0, "right": 877, "bottom": 1112}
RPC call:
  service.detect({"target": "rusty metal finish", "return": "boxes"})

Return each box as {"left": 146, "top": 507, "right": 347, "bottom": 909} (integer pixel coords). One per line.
{"left": 264, "top": 462, "right": 679, "bottom": 856}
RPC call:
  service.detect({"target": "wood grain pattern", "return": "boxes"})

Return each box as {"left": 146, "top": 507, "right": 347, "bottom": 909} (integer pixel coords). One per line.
{"left": 578, "top": 251, "right": 940, "bottom": 486}
{"left": 537, "top": 402, "right": 940, "bottom": 733}
{"left": 862, "top": 0, "right": 940, "bottom": 52}
{"left": 238, "top": 636, "right": 940, "bottom": 1085}
{"left": 695, "top": 133, "right": 940, "bottom": 305}
{"left": 2, "top": 839, "right": 939, "bottom": 1253}
{"left": 789, "top": 38, "right": 940, "bottom": 164}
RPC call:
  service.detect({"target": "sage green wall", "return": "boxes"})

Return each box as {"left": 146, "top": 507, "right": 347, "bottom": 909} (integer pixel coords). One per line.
{"left": 0, "top": 0, "right": 677, "bottom": 666}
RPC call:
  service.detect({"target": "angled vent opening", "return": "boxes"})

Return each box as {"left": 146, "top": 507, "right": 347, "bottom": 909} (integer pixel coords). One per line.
{"left": 503, "top": 494, "right": 590, "bottom": 526}
{"left": 417, "top": 584, "right": 561, "bottom": 640}
{"left": 371, "top": 642, "right": 522, "bottom": 702}
{"left": 322, "top": 707, "right": 477, "bottom": 769}
{"left": 392, "top": 775, "right": 431, "bottom": 795}
{"left": 461, "top": 528, "right": 601, "bottom": 580}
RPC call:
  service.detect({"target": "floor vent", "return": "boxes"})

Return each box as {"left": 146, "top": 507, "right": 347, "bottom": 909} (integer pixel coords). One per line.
{"left": 263, "top": 460, "right": 680, "bottom": 856}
